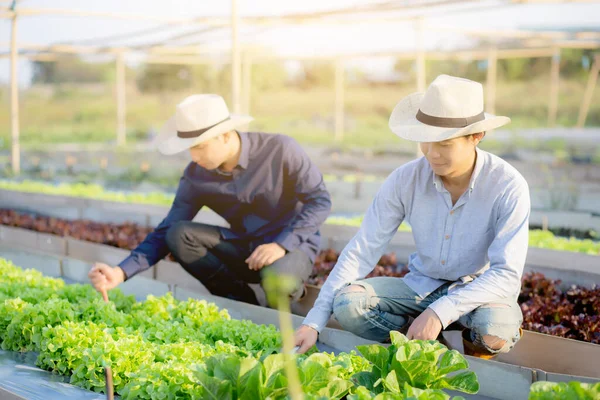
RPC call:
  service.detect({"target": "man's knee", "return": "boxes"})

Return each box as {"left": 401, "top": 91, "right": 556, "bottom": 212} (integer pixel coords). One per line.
{"left": 166, "top": 221, "right": 188, "bottom": 256}
{"left": 481, "top": 335, "right": 507, "bottom": 351}
{"left": 332, "top": 285, "right": 370, "bottom": 330}
{"left": 468, "top": 302, "right": 522, "bottom": 354}
{"left": 166, "top": 222, "right": 218, "bottom": 261}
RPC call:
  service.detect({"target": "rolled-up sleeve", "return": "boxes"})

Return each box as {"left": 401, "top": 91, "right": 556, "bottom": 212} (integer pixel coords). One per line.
{"left": 302, "top": 168, "right": 405, "bottom": 332}
{"left": 118, "top": 173, "right": 202, "bottom": 279}
{"left": 429, "top": 179, "right": 530, "bottom": 329}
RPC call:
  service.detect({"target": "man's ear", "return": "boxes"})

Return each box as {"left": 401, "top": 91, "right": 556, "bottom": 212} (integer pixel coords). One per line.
{"left": 222, "top": 130, "right": 235, "bottom": 143}
{"left": 473, "top": 132, "right": 485, "bottom": 143}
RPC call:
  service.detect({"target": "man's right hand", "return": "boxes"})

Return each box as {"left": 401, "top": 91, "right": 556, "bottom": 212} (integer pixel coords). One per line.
{"left": 88, "top": 263, "right": 126, "bottom": 293}
{"left": 294, "top": 324, "right": 319, "bottom": 354}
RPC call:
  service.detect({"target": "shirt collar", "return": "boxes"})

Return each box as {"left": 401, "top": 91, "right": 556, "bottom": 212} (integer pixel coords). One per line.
{"left": 431, "top": 147, "right": 485, "bottom": 192}
{"left": 432, "top": 173, "right": 444, "bottom": 193}
{"left": 237, "top": 131, "right": 250, "bottom": 170}
{"left": 468, "top": 147, "right": 484, "bottom": 191}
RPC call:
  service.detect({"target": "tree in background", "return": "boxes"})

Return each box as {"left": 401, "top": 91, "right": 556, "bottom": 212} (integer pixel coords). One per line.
{"left": 136, "top": 64, "right": 192, "bottom": 94}
{"left": 299, "top": 62, "right": 335, "bottom": 88}
{"left": 32, "top": 56, "right": 113, "bottom": 84}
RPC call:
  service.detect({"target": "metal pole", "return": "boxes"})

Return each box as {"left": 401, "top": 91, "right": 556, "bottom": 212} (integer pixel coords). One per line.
{"left": 576, "top": 54, "right": 599, "bottom": 128}
{"left": 334, "top": 58, "right": 345, "bottom": 143}
{"left": 116, "top": 52, "right": 126, "bottom": 146}
{"left": 548, "top": 47, "right": 560, "bottom": 127}
{"left": 231, "top": 0, "right": 241, "bottom": 113}
{"left": 10, "top": 13, "right": 20, "bottom": 175}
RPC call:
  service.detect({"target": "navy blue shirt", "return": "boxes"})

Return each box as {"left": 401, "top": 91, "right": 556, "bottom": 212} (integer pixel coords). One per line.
{"left": 119, "top": 132, "right": 332, "bottom": 279}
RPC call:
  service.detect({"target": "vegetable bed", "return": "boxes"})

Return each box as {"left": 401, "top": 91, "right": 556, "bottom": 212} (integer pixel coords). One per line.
{"left": 1, "top": 257, "right": 481, "bottom": 400}
{"left": 1, "top": 209, "right": 599, "bottom": 344}
{"left": 2, "top": 258, "right": 600, "bottom": 399}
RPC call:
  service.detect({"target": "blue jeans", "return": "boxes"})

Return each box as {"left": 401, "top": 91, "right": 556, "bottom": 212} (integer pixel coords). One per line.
{"left": 332, "top": 277, "right": 523, "bottom": 354}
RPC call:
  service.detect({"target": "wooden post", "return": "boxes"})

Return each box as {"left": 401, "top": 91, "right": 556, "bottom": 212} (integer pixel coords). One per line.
{"left": 334, "top": 58, "right": 345, "bottom": 143}
{"left": 116, "top": 52, "right": 126, "bottom": 146}
{"left": 486, "top": 45, "right": 498, "bottom": 115}
{"left": 415, "top": 18, "right": 425, "bottom": 157}
{"left": 242, "top": 52, "right": 252, "bottom": 114}
{"left": 576, "top": 54, "right": 600, "bottom": 128}
{"left": 548, "top": 47, "right": 560, "bottom": 127}
{"left": 10, "top": 13, "right": 20, "bottom": 175}
{"left": 231, "top": 0, "right": 241, "bottom": 113}
{"left": 416, "top": 18, "right": 426, "bottom": 92}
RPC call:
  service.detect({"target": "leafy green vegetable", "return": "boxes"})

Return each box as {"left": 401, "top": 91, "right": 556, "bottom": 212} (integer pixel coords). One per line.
{"left": 529, "top": 381, "right": 600, "bottom": 400}
{"left": 1, "top": 258, "right": 482, "bottom": 400}
{"left": 355, "top": 332, "right": 479, "bottom": 396}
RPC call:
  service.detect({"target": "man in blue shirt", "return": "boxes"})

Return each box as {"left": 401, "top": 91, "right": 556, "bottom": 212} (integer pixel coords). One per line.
{"left": 89, "top": 94, "right": 332, "bottom": 305}
{"left": 296, "top": 75, "right": 529, "bottom": 359}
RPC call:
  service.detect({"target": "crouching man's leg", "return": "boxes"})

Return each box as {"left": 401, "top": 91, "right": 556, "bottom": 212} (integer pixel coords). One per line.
{"left": 459, "top": 300, "right": 523, "bottom": 359}
{"left": 166, "top": 221, "right": 259, "bottom": 304}
{"left": 260, "top": 250, "right": 314, "bottom": 305}
{"left": 331, "top": 277, "right": 432, "bottom": 342}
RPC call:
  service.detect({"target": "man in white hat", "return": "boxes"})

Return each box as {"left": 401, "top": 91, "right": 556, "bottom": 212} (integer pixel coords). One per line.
{"left": 89, "top": 94, "right": 332, "bottom": 305}
{"left": 295, "top": 75, "right": 530, "bottom": 358}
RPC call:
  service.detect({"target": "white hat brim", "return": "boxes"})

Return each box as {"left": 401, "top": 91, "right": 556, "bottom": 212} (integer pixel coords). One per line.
{"left": 389, "top": 92, "right": 510, "bottom": 142}
{"left": 155, "top": 114, "right": 254, "bottom": 155}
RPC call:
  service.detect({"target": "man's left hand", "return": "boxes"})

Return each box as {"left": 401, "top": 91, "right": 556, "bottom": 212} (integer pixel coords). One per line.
{"left": 246, "top": 243, "right": 286, "bottom": 271}
{"left": 406, "top": 308, "right": 443, "bottom": 341}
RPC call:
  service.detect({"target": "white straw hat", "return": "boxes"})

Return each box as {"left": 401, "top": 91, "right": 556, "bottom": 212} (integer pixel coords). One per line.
{"left": 156, "top": 94, "right": 253, "bottom": 155}
{"left": 389, "top": 74, "right": 510, "bottom": 142}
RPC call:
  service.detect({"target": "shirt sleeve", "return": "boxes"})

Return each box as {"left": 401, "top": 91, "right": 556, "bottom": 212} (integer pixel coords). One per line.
{"left": 118, "top": 172, "right": 203, "bottom": 279}
{"left": 273, "top": 137, "right": 332, "bottom": 252}
{"left": 302, "top": 168, "right": 406, "bottom": 332}
{"left": 429, "top": 179, "right": 531, "bottom": 329}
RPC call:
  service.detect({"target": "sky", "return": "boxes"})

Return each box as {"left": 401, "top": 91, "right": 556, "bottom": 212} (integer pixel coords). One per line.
{"left": 1, "top": 0, "right": 599, "bottom": 86}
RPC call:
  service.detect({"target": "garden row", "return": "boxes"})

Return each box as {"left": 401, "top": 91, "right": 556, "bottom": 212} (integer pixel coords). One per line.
{"left": 1, "top": 208, "right": 599, "bottom": 344}
{"left": 1, "top": 180, "right": 599, "bottom": 255}
{"left": 1, "top": 257, "right": 479, "bottom": 399}
{"left": 3, "top": 258, "right": 599, "bottom": 400}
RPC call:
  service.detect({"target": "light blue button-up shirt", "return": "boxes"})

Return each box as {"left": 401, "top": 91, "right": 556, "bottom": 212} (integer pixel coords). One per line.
{"left": 304, "top": 147, "right": 531, "bottom": 332}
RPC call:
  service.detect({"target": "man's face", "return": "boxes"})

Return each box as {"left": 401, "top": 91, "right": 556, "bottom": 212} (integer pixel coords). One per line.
{"left": 419, "top": 135, "right": 478, "bottom": 177}
{"left": 189, "top": 135, "right": 229, "bottom": 170}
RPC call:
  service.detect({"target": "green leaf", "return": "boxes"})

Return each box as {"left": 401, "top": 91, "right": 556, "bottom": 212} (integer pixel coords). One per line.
{"left": 196, "top": 371, "right": 233, "bottom": 400}
{"left": 263, "top": 353, "right": 285, "bottom": 385}
{"left": 347, "top": 386, "right": 377, "bottom": 400}
{"left": 317, "top": 379, "right": 353, "bottom": 399}
{"left": 238, "top": 357, "right": 262, "bottom": 400}
{"left": 437, "top": 350, "right": 469, "bottom": 377}
{"left": 381, "top": 370, "right": 401, "bottom": 394}
{"left": 213, "top": 355, "right": 241, "bottom": 383}
{"left": 403, "top": 382, "right": 451, "bottom": 400}
{"left": 353, "top": 371, "right": 383, "bottom": 394}
{"left": 389, "top": 331, "right": 409, "bottom": 347}
{"left": 357, "top": 344, "right": 390, "bottom": 375}
{"left": 299, "top": 360, "right": 330, "bottom": 393}
{"left": 435, "top": 371, "right": 479, "bottom": 394}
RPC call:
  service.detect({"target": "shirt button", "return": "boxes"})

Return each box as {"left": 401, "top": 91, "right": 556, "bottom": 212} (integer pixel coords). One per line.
{"left": 441, "top": 260, "right": 446, "bottom": 265}
{"left": 445, "top": 235, "right": 450, "bottom": 240}
{"left": 449, "top": 210, "right": 454, "bottom": 215}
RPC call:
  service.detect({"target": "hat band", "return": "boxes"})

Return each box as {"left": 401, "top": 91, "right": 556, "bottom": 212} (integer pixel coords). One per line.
{"left": 416, "top": 110, "right": 485, "bottom": 128}
{"left": 177, "top": 116, "right": 231, "bottom": 139}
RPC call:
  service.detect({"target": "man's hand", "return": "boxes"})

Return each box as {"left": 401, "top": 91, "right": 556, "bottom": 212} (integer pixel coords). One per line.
{"left": 294, "top": 324, "right": 319, "bottom": 354}
{"left": 246, "top": 243, "right": 286, "bottom": 271}
{"left": 88, "top": 263, "right": 126, "bottom": 293}
{"left": 406, "top": 308, "right": 443, "bottom": 341}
